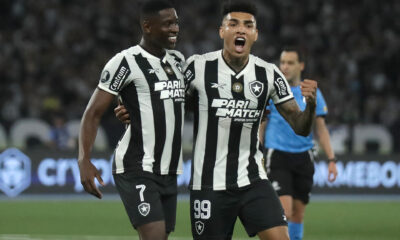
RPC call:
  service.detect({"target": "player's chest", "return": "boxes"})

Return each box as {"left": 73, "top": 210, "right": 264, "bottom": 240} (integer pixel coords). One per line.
{"left": 197, "top": 72, "right": 268, "bottom": 122}
{"left": 131, "top": 59, "right": 185, "bottom": 101}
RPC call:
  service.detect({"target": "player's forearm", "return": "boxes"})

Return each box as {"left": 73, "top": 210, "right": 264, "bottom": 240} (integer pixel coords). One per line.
{"left": 78, "top": 110, "right": 102, "bottom": 163}
{"left": 291, "top": 102, "right": 316, "bottom": 136}
{"left": 258, "top": 120, "right": 267, "bottom": 145}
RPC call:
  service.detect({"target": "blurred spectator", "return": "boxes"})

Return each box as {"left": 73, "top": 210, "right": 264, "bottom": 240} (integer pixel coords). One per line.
{"left": 47, "top": 113, "right": 75, "bottom": 150}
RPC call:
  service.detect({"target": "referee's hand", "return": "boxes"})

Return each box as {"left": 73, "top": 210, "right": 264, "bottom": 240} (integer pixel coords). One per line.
{"left": 328, "top": 161, "right": 338, "bottom": 182}
{"left": 114, "top": 104, "right": 131, "bottom": 124}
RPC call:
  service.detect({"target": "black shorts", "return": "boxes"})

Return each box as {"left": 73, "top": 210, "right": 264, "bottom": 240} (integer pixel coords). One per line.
{"left": 113, "top": 171, "right": 177, "bottom": 232}
{"left": 190, "top": 180, "right": 287, "bottom": 239}
{"left": 265, "top": 148, "right": 315, "bottom": 204}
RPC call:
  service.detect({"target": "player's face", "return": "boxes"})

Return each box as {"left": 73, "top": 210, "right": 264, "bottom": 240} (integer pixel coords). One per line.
{"left": 147, "top": 8, "right": 179, "bottom": 49}
{"left": 279, "top": 51, "right": 304, "bottom": 83}
{"left": 219, "top": 12, "right": 258, "bottom": 58}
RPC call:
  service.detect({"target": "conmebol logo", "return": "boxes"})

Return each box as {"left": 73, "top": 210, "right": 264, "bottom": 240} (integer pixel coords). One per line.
{"left": 0, "top": 148, "right": 31, "bottom": 197}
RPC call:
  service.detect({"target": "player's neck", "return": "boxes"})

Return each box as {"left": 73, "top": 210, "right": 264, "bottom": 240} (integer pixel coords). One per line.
{"left": 222, "top": 49, "right": 249, "bottom": 73}
{"left": 290, "top": 76, "right": 301, "bottom": 86}
{"left": 139, "top": 38, "right": 166, "bottom": 58}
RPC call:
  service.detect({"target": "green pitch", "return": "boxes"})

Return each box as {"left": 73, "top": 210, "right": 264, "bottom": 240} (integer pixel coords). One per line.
{"left": 0, "top": 200, "right": 399, "bottom": 240}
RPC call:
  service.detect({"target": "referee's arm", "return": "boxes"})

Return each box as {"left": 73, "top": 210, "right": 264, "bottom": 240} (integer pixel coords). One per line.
{"left": 78, "top": 88, "right": 115, "bottom": 199}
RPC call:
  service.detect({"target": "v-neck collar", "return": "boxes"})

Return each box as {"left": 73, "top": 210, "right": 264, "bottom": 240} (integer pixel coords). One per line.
{"left": 137, "top": 45, "right": 168, "bottom": 63}
{"left": 219, "top": 50, "right": 252, "bottom": 78}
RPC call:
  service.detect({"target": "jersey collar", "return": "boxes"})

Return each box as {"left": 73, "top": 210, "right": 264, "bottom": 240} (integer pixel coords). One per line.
{"left": 219, "top": 50, "right": 253, "bottom": 78}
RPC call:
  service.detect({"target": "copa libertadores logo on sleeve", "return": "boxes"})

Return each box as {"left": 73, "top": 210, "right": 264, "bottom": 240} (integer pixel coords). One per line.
{"left": 0, "top": 148, "right": 31, "bottom": 197}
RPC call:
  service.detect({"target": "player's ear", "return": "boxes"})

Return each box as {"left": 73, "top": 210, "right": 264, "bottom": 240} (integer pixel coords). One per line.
{"left": 142, "top": 20, "right": 151, "bottom": 34}
{"left": 219, "top": 26, "right": 224, "bottom": 39}
{"left": 300, "top": 62, "right": 305, "bottom": 71}
{"left": 254, "top": 29, "right": 258, "bottom": 42}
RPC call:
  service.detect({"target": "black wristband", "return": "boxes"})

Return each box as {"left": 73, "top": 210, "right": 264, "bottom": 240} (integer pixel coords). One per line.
{"left": 328, "top": 157, "right": 337, "bottom": 163}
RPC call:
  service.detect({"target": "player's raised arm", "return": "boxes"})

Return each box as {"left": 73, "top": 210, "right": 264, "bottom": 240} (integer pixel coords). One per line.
{"left": 275, "top": 79, "right": 317, "bottom": 136}
{"left": 78, "top": 88, "right": 113, "bottom": 199}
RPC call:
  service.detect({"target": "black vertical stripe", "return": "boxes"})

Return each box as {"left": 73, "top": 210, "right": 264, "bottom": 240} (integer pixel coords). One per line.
{"left": 188, "top": 91, "right": 199, "bottom": 188}
{"left": 120, "top": 82, "right": 144, "bottom": 172}
{"left": 247, "top": 64, "right": 269, "bottom": 180}
{"left": 135, "top": 54, "right": 166, "bottom": 173}
{"left": 226, "top": 75, "right": 245, "bottom": 188}
{"left": 202, "top": 59, "right": 219, "bottom": 188}
{"left": 162, "top": 60, "right": 183, "bottom": 173}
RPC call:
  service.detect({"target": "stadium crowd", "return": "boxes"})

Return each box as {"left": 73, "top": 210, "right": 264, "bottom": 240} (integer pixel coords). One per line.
{"left": 1, "top": 0, "right": 399, "bottom": 151}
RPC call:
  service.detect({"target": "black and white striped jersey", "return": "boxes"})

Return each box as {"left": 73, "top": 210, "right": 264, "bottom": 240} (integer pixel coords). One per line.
{"left": 98, "top": 45, "right": 185, "bottom": 175}
{"left": 185, "top": 50, "right": 293, "bottom": 190}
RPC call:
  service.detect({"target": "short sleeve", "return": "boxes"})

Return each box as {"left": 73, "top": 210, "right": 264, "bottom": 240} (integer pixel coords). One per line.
{"left": 269, "top": 64, "right": 293, "bottom": 105}
{"left": 183, "top": 55, "right": 196, "bottom": 95}
{"left": 316, "top": 88, "right": 328, "bottom": 116}
{"left": 98, "top": 53, "right": 132, "bottom": 95}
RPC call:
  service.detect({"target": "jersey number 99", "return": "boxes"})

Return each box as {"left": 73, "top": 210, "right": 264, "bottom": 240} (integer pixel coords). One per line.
{"left": 193, "top": 200, "right": 211, "bottom": 219}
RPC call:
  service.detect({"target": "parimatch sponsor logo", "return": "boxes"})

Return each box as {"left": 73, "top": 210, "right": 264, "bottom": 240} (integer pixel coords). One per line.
{"left": 211, "top": 99, "right": 261, "bottom": 122}
{"left": 154, "top": 79, "right": 185, "bottom": 101}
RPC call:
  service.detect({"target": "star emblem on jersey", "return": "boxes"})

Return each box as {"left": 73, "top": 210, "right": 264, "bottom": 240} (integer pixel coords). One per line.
{"left": 249, "top": 81, "right": 264, "bottom": 98}
{"left": 138, "top": 202, "right": 150, "bottom": 216}
{"left": 195, "top": 221, "right": 205, "bottom": 235}
{"left": 232, "top": 82, "right": 243, "bottom": 93}
{"left": 163, "top": 66, "right": 174, "bottom": 75}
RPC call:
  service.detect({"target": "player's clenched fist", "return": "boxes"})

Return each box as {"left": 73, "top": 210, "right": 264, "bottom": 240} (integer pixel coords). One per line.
{"left": 300, "top": 79, "right": 317, "bottom": 105}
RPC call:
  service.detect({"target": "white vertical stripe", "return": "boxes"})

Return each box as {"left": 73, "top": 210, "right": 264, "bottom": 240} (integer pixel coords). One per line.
{"left": 160, "top": 99, "right": 174, "bottom": 173}
{"left": 192, "top": 61, "right": 207, "bottom": 190}
{"left": 134, "top": 60, "right": 156, "bottom": 173}
{"left": 176, "top": 104, "right": 185, "bottom": 174}
{"left": 213, "top": 62, "right": 232, "bottom": 189}
{"left": 213, "top": 119, "right": 230, "bottom": 189}
{"left": 266, "top": 148, "right": 274, "bottom": 174}
{"left": 114, "top": 125, "right": 131, "bottom": 173}
{"left": 237, "top": 125, "right": 251, "bottom": 187}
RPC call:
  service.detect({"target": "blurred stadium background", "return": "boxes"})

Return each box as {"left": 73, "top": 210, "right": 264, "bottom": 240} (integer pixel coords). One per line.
{"left": 0, "top": 0, "right": 399, "bottom": 239}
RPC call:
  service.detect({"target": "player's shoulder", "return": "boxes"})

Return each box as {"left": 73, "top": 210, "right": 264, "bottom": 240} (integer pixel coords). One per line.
{"left": 187, "top": 50, "right": 220, "bottom": 63}
{"left": 103, "top": 47, "right": 133, "bottom": 69}
{"left": 252, "top": 55, "right": 276, "bottom": 71}
{"left": 166, "top": 49, "right": 185, "bottom": 63}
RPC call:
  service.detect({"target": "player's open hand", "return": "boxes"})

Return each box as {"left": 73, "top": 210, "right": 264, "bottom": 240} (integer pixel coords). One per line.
{"left": 300, "top": 79, "right": 317, "bottom": 106}
{"left": 114, "top": 104, "right": 130, "bottom": 124}
{"left": 78, "top": 160, "right": 105, "bottom": 199}
{"left": 328, "top": 161, "right": 338, "bottom": 182}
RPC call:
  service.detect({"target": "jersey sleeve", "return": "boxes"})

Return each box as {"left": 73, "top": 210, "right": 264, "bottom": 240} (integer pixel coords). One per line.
{"left": 98, "top": 52, "right": 132, "bottom": 95}
{"left": 316, "top": 88, "right": 328, "bottom": 116}
{"left": 269, "top": 64, "right": 293, "bottom": 105}
{"left": 183, "top": 55, "right": 197, "bottom": 95}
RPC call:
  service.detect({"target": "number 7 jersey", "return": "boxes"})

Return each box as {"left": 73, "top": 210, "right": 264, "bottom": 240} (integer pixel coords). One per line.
{"left": 98, "top": 45, "right": 185, "bottom": 176}
{"left": 185, "top": 50, "right": 293, "bottom": 190}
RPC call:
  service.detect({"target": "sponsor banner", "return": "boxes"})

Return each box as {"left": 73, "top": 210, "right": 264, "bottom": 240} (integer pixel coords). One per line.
{"left": 0, "top": 148, "right": 399, "bottom": 198}
{"left": 313, "top": 155, "right": 400, "bottom": 194}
